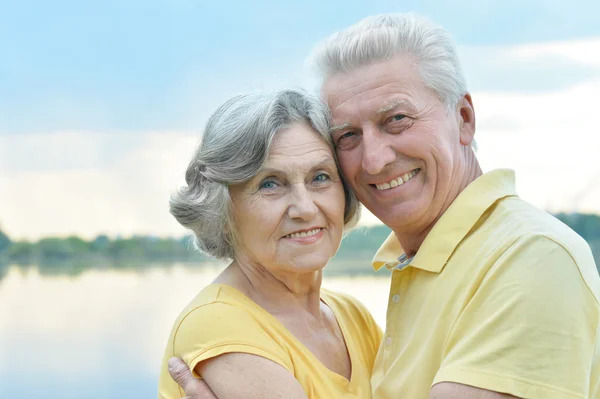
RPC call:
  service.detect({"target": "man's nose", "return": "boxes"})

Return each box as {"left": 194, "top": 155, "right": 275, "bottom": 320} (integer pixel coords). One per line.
{"left": 361, "top": 126, "right": 396, "bottom": 175}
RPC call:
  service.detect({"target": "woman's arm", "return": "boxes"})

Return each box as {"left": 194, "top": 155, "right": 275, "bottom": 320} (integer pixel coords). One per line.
{"left": 196, "top": 352, "right": 308, "bottom": 399}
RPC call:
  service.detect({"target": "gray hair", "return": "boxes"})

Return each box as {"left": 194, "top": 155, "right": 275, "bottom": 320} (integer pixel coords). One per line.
{"left": 309, "top": 13, "right": 467, "bottom": 108}
{"left": 170, "top": 89, "right": 361, "bottom": 260}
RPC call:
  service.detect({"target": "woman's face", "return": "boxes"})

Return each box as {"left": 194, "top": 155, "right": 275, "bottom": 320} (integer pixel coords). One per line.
{"left": 230, "top": 122, "right": 346, "bottom": 274}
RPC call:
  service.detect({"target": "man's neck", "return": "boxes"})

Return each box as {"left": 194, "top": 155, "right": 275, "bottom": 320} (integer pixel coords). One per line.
{"left": 394, "top": 157, "right": 482, "bottom": 257}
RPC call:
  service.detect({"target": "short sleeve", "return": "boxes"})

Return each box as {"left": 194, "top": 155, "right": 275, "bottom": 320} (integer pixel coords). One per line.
{"left": 172, "top": 302, "right": 293, "bottom": 378}
{"left": 434, "top": 235, "right": 599, "bottom": 399}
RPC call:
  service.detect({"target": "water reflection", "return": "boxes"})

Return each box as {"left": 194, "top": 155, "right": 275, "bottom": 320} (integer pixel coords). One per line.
{"left": 0, "top": 264, "right": 390, "bottom": 399}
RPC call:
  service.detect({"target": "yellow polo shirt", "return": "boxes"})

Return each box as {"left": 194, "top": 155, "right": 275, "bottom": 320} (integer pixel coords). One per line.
{"left": 371, "top": 169, "right": 600, "bottom": 399}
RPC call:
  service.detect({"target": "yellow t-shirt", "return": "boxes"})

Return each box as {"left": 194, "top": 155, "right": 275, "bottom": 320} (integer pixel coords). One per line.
{"left": 371, "top": 169, "right": 600, "bottom": 399}
{"left": 158, "top": 284, "right": 383, "bottom": 398}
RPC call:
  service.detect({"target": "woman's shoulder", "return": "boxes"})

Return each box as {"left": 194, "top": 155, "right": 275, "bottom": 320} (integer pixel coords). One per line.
{"left": 174, "top": 284, "right": 263, "bottom": 329}
{"left": 160, "top": 286, "right": 295, "bottom": 394}
{"left": 171, "top": 284, "right": 291, "bottom": 358}
{"left": 183, "top": 283, "right": 248, "bottom": 308}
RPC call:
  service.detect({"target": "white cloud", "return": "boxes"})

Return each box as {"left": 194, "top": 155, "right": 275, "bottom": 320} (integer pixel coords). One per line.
{"left": 475, "top": 77, "right": 600, "bottom": 213}
{"left": 459, "top": 37, "right": 600, "bottom": 92}
{"left": 508, "top": 37, "right": 600, "bottom": 66}
{"left": 459, "top": 37, "right": 600, "bottom": 214}
{"left": 1, "top": 132, "right": 199, "bottom": 239}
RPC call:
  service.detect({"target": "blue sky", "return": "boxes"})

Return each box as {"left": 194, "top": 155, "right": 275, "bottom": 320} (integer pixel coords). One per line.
{"left": 3, "top": 0, "right": 600, "bottom": 134}
{"left": 2, "top": 1, "right": 600, "bottom": 238}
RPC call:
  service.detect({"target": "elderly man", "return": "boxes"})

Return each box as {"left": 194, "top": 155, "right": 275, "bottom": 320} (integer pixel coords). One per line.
{"left": 168, "top": 13, "right": 600, "bottom": 399}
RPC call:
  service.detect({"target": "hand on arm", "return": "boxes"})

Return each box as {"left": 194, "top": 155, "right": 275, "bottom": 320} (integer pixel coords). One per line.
{"left": 168, "top": 357, "right": 217, "bottom": 399}
{"left": 196, "top": 352, "right": 308, "bottom": 399}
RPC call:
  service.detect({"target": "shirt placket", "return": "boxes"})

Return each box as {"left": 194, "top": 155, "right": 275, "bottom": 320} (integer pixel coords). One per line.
{"left": 383, "top": 266, "right": 411, "bottom": 371}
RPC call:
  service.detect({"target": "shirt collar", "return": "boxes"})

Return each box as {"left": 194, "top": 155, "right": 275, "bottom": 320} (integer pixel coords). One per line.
{"left": 372, "top": 169, "right": 518, "bottom": 273}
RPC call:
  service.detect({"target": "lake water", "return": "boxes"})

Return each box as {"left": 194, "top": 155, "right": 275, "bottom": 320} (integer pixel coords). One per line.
{"left": 0, "top": 263, "right": 391, "bottom": 399}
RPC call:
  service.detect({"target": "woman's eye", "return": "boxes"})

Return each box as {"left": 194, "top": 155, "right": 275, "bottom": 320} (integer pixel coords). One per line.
{"left": 259, "top": 180, "right": 278, "bottom": 190}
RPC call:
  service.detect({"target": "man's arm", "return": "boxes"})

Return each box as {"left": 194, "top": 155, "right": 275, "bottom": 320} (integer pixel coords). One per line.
{"left": 430, "top": 382, "right": 520, "bottom": 399}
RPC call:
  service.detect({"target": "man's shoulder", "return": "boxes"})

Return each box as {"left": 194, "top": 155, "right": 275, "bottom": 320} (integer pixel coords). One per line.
{"left": 484, "top": 196, "right": 589, "bottom": 252}
{"left": 481, "top": 197, "right": 600, "bottom": 302}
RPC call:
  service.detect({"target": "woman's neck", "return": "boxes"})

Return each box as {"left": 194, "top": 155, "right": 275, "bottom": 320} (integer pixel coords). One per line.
{"left": 215, "top": 259, "right": 324, "bottom": 318}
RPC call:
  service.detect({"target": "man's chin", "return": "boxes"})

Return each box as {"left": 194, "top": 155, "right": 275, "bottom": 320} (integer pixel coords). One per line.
{"left": 371, "top": 202, "right": 426, "bottom": 230}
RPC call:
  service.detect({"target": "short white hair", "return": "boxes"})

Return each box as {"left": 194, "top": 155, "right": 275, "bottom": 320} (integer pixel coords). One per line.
{"left": 309, "top": 13, "right": 467, "bottom": 108}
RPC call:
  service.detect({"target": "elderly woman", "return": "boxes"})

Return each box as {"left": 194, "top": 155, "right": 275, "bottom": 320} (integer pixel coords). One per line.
{"left": 158, "top": 89, "right": 382, "bottom": 398}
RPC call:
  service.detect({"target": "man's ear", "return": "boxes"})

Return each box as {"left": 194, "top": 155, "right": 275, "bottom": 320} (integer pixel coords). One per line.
{"left": 458, "top": 93, "right": 476, "bottom": 146}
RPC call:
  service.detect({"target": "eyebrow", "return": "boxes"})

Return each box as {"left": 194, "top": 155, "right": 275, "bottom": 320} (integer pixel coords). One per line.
{"left": 376, "top": 99, "right": 408, "bottom": 116}
{"left": 258, "top": 157, "right": 337, "bottom": 176}
{"left": 329, "top": 122, "right": 351, "bottom": 134}
{"left": 329, "top": 99, "right": 409, "bottom": 134}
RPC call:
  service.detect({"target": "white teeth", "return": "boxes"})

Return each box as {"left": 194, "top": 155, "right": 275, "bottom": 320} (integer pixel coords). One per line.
{"left": 375, "top": 169, "right": 419, "bottom": 191}
{"left": 285, "top": 228, "right": 321, "bottom": 239}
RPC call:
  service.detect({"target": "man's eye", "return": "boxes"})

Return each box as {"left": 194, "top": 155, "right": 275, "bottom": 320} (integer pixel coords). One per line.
{"left": 390, "top": 114, "right": 406, "bottom": 122}
{"left": 336, "top": 131, "right": 356, "bottom": 145}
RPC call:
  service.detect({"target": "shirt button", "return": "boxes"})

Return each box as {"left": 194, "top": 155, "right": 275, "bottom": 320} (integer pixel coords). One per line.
{"left": 385, "top": 336, "right": 393, "bottom": 347}
{"left": 392, "top": 294, "right": 400, "bottom": 303}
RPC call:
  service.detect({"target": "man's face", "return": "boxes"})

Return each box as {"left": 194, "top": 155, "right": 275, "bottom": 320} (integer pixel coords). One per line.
{"left": 322, "top": 55, "right": 475, "bottom": 232}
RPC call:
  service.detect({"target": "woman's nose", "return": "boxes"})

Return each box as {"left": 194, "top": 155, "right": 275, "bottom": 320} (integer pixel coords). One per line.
{"left": 287, "top": 185, "right": 318, "bottom": 221}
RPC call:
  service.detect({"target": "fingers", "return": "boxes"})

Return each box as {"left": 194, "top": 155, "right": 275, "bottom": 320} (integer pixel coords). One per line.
{"left": 168, "top": 357, "right": 195, "bottom": 390}
{"left": 168, "top": 357, "right": 217, "bottom": 399}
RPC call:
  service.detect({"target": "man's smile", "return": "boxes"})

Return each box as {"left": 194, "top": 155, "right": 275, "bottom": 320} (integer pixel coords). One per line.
{"left": 372, "top": 168, "right": 421, "bottom": 191}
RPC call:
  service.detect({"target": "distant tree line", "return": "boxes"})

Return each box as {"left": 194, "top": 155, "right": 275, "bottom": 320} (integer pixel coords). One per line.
{"left": 0, "top": 212, "right": 599, "bottom": 274}
{"left": 0, "top": 233, "right": 207, "bottom": 267}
